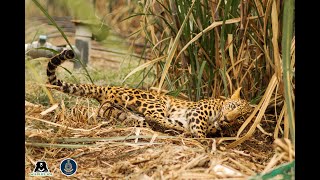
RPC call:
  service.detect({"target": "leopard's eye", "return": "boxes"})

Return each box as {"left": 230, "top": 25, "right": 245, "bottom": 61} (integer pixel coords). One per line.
{"left": 229, "top": 103, "right": 236, "bottom": 109}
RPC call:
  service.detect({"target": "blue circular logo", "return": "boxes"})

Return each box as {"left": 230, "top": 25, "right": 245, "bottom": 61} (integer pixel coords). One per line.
{"left": 60, "top": 158, "right": 77, "bottom": 176}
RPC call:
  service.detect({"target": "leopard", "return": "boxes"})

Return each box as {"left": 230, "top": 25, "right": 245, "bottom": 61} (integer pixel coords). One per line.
{"left": 46, "top": 50, "right": 252, "bottom": 138}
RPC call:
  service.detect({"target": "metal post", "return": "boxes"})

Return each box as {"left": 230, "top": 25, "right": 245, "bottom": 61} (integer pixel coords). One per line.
{"left": 73, "top": 21, "right": 92, "bottom": 69}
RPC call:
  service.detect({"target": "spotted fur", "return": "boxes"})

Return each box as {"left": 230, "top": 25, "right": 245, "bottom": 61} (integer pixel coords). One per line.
{"left": 47, "top": 50, "right": 252, "bottom": 138}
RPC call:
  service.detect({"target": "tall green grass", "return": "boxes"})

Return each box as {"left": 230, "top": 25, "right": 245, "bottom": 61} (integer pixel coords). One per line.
{"left": 281, "top": 0, "right": 295, "bottom": 146}
{"left": 119, "top": 0, "right": 295, "bottom": 146}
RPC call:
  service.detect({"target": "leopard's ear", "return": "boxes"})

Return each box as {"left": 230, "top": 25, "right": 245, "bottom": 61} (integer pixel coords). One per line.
{"left": 231, "top": 87, "right": 242, "bottom": 99}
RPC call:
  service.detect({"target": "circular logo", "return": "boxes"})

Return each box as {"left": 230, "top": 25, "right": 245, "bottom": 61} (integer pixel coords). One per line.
{"left": 60, "top": 158, "right": 77, "bottom": 176}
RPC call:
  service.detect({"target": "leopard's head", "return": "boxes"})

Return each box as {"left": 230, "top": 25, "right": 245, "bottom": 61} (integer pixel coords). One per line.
{"left": 219, "top": 88, "right": 252, "bottom": 124}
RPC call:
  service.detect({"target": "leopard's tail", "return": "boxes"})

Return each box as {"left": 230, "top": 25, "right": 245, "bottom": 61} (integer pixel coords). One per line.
{"left": 47, "top": 50, "right": 105, "bottom": 100}
{"left": 47, "top": 49, "right": 75, "bottom": 86}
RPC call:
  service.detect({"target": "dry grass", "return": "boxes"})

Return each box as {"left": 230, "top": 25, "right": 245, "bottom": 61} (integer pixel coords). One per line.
{"left": 25, "top": 100, "right": 292, "bottom": 179}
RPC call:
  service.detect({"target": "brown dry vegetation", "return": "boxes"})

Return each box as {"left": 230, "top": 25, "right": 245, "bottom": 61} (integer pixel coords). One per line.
{"left": 25, "top": 101, "right": 293, "bottom": 179}
{"left": 25, "top": 0, "right": 294, "bottom": 179}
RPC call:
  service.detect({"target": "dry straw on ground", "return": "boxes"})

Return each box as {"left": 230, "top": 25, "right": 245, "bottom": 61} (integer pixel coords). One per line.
{"left": 25, "top": 100, "right": 293, "bottom": 179}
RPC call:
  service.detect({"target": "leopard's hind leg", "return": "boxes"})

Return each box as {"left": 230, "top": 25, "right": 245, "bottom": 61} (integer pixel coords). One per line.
{"left": 142, "top": 105, "right": 186, "bottom": 135}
